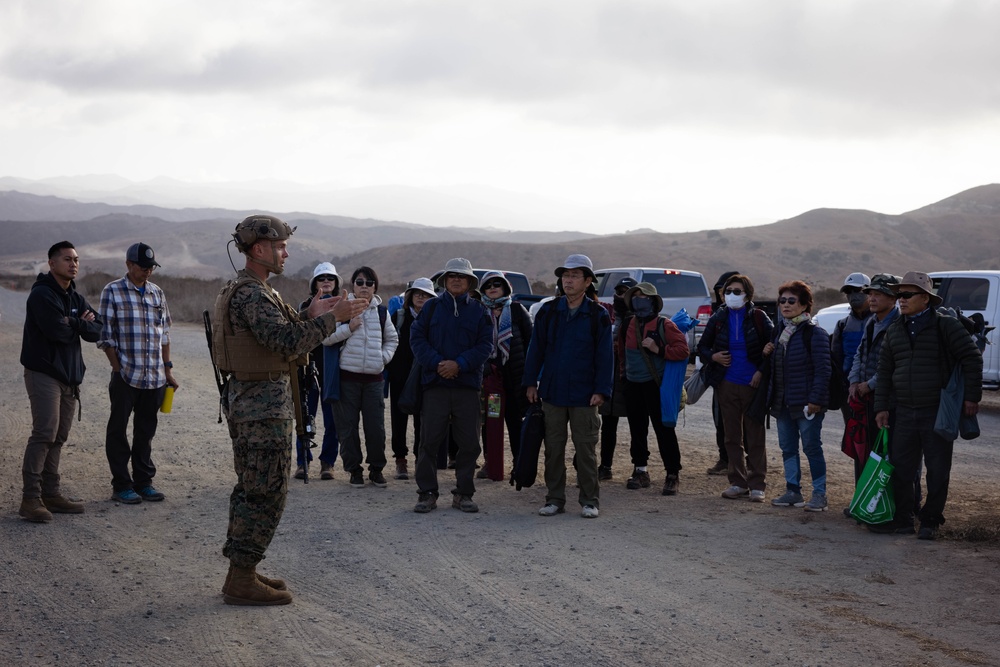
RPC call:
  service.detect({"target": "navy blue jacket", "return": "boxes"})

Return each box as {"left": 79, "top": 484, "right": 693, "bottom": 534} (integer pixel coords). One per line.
{"left": 410, "top": 291, "right": 493, "bottom": 391}
{"left": 522, "top": 297, "right": 613, "bottom": 407}
{"left": 20, "top": 272, "right": 103, "bottom": 386}
{"left": 767, "top": 320, "right": 832, "bottom": 410}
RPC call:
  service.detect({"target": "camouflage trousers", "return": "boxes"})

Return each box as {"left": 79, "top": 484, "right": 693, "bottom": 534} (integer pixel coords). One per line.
{"left": 222, "top": 418, "right": 292, "bottom": 568}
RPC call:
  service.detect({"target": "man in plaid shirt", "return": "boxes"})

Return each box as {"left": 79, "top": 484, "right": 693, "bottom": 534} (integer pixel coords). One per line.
{"left": 97, "top": 243, "right": 179, "bottom": 505}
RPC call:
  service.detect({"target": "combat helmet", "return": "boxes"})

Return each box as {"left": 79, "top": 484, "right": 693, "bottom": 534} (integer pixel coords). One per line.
{"left": 232, "top": 215, "right": 296, "bottom": 274}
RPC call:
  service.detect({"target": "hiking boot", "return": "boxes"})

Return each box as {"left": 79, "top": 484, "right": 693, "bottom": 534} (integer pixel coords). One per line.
{"left": 706, "top": 459, "right": 728, "bottom": 475}
{"left": 136, "top": 485, "right": 165, "bottom": 502}
{"left": 626, "top": 469, "right": 651, "bottom": 490}
{"left": 320, "top": 463, "right": 334, "bottom": 480}
{"left": 804, "top": 493, "right": 828, "bottom": 512}
{"left": 111, "top": 489, "right": 142, "bottom": 504}
{"left": 598, "top": 466, "right": 613, "bottom": 481}
{"left": 868, "top": 521, "right": 915, "bottom": 535}
{"left": 414, "top": 492, "right": 438, "bottom": 513}
{"left": 581, "top": 505, "right": 600, "bottom": 519}
{"left": 452, "top": 494, "right": 479, "bottom": 513}
{"left": 223, "top": 566, "right": 293, "bottom": 606}
{"left": 41, "top": 494, "right": 84, "bottom": 514}
{"left": 222, "top": 564, "right": 287, "bottom": 594}
{"left": 538, "top": 503, "right": 565, "bottom": 516}
{"left": 476, "top": 465, "right": 489, "bottom": 479}
{"left": 721, "top": 485, "right": 749, "bottom": 499}
{"left": 369, "top": 470, "right": 388, "bottom": 488}
{"left": 19, "top": 498, "right": 53, "bottom": 523}
{"left": 293, "top": 465, "right": 305, "bottom": 480}
{"left": 917, "top": 524, "right": 939, "bottom": 541}
{"left": 393, "top": 458, "right": 408, "bottom": 480}
{"left": 771, "top": 490, "right": 805, "bottom": 507}
{"left": 662, "top": 474, "right": 679, "bottom": 496}
{"left": 349, "top": 470, "right": 365, "bottom": 487}
{"left": 749, "top": 490, "right": 765, "bottom": 503}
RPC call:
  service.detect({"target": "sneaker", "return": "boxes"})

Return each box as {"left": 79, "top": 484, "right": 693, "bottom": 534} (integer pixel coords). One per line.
{"left": 917, "top": 524, "right": 938, "bottom": 541}
{"left": 706, "top": 459, "right": 728, "bottom": 475}
{"left": 538, "top": 504, "right": 565, "bottom": 516}
{"left": 581, "top": 505, "right": 600, "bottom": 519}
{"left": 393, "top": 459, "right": 408, "bottom": 481}
{"left": 19, "top": 498, "right": 53, "bottom": 523}
{"left": 293, "top": 465, "right": 305, "bottom": 480}
{"left": 749, "top": 490, "right": 765, "bottom": 503}
{"left": 476, "top": 465, "right": 489, "bottom": 479}
{"left": 721, "top": 485, "right": 749, "bottom": 499}
{"left": 135, "top": 485, "right": 165, "bottom": 502}
{"left": 111, "top": 489, "right": 142, "bottom": 504}
{"left": 452, "top": 494, "right": 479, "bottom": 513}
{"left": 662, "top": 474, "right": 679, "bottom": 496}
{"left": 626, "top": 468, "right": 651, "bottom": 490}
{"left": 868, "top": 521, "right": 915, "bottom": 535}
{"left": 804, "top": 493, "right": 827, "bottom": 512}
{"left": 369, "top": 470, "right": 388, "bottom": 488}
{"left": 598, "top": 466, "right": 613, "bottom": 481}
{"left": 413, "top": 492, "right": 437, "bottom": 513}
{"left": 771, "top": 490, "right": 805, "bottom": 507}
{"left": 349, "top": 470, "right": 365, "bottom": 487}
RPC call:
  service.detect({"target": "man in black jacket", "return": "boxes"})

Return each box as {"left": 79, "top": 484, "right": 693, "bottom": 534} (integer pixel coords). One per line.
{"left": 873, "top": 271, "right": 982, "bottom": 540}
{"left": 19, "top": 241, "right": 103, "bottom": 522}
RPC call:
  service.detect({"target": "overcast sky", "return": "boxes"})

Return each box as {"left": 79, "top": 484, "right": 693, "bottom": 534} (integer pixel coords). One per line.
{"left": 2, "top": 0, "right": 999, "bottom": 233}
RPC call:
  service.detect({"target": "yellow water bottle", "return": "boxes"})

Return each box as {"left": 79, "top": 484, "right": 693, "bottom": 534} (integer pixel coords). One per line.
{"left": 161, "top": 386, "right": 174, "bottom": 413}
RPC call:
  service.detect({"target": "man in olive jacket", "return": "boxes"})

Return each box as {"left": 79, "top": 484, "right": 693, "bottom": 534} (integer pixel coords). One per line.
{"left": 873, "top": 271, "right": 982, "bottom": 540}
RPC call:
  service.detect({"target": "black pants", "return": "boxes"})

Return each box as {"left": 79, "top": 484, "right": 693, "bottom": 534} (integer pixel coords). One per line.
{"left": 599, "top": 415, "right": 619, "bottom": 468}
{"left": 416, "top": 387, "right": 481, "bottom": 497}
{"left": 106, "top": 373, "right": 163, "bottom": 492}
{"left": 388, "top": 377, "right": 420, "bottom": 460}
{"left": 889, "top": 405, "right": 952, "bottom": 528}
{"left": 624, "top": 379, "right": 681, "bottom": 474}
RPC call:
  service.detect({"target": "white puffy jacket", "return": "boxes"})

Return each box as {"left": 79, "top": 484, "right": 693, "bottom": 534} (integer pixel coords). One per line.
{"left": 322, "top": 294, "right": 398, "bottom": 374}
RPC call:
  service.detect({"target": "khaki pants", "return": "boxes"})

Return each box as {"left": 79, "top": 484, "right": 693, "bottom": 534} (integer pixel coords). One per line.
{"left": 717, "top": 381, "right": 768, "bottom": 491}
{"left": 542, "top": 403, "right": 600, "bottom": 508}
{"left": 22, "top": 369, "right": 77, "bottom": 499}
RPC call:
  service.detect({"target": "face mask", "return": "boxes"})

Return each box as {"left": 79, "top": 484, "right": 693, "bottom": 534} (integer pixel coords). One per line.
{"left": 848, "top": 293, "right": 868, "bottom": 310}
{"left": 631, "top": 297, "right": 655, "bottom": 319}
{"left": 725, "top": 293, "right": 746, "bottom": 310}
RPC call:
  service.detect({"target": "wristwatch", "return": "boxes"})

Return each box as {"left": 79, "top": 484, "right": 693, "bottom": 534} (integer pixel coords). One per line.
{"left": 164, "top": 361, "right": 174, "bottom": 369}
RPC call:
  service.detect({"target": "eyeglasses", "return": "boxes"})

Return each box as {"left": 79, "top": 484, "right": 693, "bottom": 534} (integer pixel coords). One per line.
{"left": 778, "top": 297, "right": 799, "bottom": 305}
{"left": 896, "top": 291, "right": 923, "bottom": 299}
{"left": 724, "top": 288, "right": 744, "bottom": 296}
{"left": 354, "top": 279, "right": 375, "bottom": 287}
{"left": 316, "top": 275, "right": 336, "bottom": 282}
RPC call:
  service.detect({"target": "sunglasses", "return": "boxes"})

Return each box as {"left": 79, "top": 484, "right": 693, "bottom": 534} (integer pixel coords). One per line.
{"left": 483, "top": 281, "right": 504, "bottom": 290}
{"left": 896, "top": 291, "right": 923, "bottom": 299}
{"left": 778, "top": 297, "right": 799, "bottom": 305}
{"left": 354, "top": 279, "right": 375, "bottom": 287}
{"left": 316, "top": 275, "right": 336, "bottom": 282}
{"left": 724, "top": 288, "right": 744, "bottom": 296}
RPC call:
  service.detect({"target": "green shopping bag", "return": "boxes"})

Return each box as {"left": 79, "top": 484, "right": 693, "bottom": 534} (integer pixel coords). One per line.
{"left": 849, "top": 427, "right": 895, "bottom": 524}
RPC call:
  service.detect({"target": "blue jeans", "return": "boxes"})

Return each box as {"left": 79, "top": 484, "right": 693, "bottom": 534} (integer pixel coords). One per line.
{"left": 775, "top": 408, "right": 826, "bottom": 495}
{"left": 295, "top": 386, "right": 339, "bottom": 467}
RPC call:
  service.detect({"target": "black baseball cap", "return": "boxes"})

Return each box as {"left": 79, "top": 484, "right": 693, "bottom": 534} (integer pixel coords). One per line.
{"left": 126, "top": 242, "right": 160, "bottom": 269}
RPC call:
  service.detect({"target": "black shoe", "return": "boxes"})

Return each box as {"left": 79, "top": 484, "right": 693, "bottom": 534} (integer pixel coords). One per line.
{"left": 917, "top": 524, "right": 938, "bottom": 541}
{"left": 598, "top": 466, "right": 612, "bottom": 481}
{"left": 662, "top": 474, "right": 679, "bottom": 496}
{"left": 349, "top": 470, "right": 365, "bottom": 487}
{"left": 369, "top": 470, "right": 387, "bottom": 488}
{"left": 868, "top": 521, "right": 915, "bottom": 535}
{"left": 626, "top": 469, "right": 650, "bottom": 490}
{"left": 414, "top": 492, "right": 437, "bottom": 513}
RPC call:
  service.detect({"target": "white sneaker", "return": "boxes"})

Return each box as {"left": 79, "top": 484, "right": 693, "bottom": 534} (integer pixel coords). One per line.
{"left": 581, "top": 505, "right": 599, "bottom": 519}
{"left": 538, "top": 504, "right": 565, "bottom": 516}
{"left": 749, "top": 490, "right": 765, "bottom": 503}
{"left": 721, "top": 485, "right": 749, "bottom": 499}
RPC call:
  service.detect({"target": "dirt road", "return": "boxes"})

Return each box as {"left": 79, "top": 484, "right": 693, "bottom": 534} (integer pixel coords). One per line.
{"left": 2, "top": 296, "right": 999, "bottom": 666}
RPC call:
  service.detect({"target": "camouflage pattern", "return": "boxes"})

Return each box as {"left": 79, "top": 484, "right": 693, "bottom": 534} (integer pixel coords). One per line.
{"left": 221, "top": 271, "right": 335, "bottom": 567}
{"left": 222, "top": 418, "right": 292, "bottom": 567}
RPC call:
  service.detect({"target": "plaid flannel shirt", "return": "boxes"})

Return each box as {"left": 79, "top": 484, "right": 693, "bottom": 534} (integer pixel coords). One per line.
{"left": 97, "top": 276, "right": 172, "bottom": 390}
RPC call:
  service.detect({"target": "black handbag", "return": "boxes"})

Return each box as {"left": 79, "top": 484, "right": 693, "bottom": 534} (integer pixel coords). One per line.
{"left": 399, "top": 361, "right": 423, "bottom": 415}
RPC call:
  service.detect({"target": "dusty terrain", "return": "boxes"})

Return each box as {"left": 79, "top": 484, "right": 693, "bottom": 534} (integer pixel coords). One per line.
{"left": 2, "top": 286, "right": 1000, "bottom": 667}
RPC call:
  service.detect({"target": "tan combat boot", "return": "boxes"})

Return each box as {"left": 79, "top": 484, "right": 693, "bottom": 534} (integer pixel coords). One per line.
{"left": 222, "top": 564, "right": 287, "bottom": 594}
{"left": 19, "top": 498, "right": 53, "bottom": 523}
{"left": 223, "top": 566, "right": 292, "bottom": 606}
{"left": 41, "top": 495, "right": 85, "bottom": 514}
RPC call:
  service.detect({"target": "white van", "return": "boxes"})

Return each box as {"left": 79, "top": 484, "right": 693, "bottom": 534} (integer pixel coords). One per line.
{"left": 931, "top": 271, "right": 999, "bottom": 389}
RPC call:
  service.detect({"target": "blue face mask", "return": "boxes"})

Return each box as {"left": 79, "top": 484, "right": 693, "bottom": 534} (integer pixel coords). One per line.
{"left": 632, "top": 296, "right": 655, "bottom": 319}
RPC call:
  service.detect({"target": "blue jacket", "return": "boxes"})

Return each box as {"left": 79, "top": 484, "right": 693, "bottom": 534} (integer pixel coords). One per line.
{"left": 410, "top": 291, "right": 493, "bottom": 391}
{"left": 522, "top": 297, "right": 613, "bottom": 407}
{"left": 768, "top": 320, "right": 832, "bottom": 410}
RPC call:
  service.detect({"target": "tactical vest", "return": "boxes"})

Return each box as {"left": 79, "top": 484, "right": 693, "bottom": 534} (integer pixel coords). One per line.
{"left": 213, "top": 272, "right": 299, "bottom": 379}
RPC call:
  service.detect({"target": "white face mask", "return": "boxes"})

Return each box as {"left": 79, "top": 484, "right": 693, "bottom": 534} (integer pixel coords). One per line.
{"left": 725, "top": 293, "right": 746, "bottom": 310}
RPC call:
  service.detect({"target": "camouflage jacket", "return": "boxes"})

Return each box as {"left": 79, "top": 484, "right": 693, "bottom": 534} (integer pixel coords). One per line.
{"left": 224, "top": 271, "right": 336, "bottom": 423}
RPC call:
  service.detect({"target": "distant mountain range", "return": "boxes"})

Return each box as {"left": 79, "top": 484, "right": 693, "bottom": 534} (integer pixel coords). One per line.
{"left": 2, "top": 183, "right": 999, "bottom": 297}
